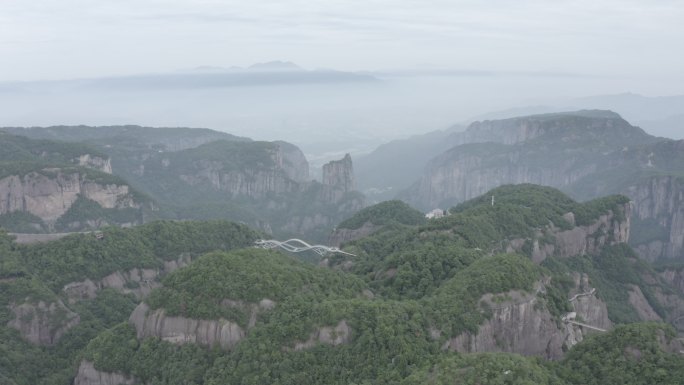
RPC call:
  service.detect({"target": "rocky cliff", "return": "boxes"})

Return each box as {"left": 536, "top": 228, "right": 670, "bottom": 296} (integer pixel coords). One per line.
{"left": 328, "top": 221, "right": 381, "bottom": 247}
{"left": 447, "top": 110, "right": 646, "bottom": 147}
{"left": 62, "top": 254, "right": 192, "bottom": 302}
{"left": 128, "top": 299, "right": 276, "bottom": 350}
{"left": 626, "top": 175, "right": 684, "bottom": 262}
{"left": 138, "top": 141, "right": 307, "bottom": 201}
{"left": 660, "top": 267, "right": 684, "bottom": 294}
{"left": 178, "top": 164, "right": 300, "bottom": 199}
{"left": 412, "top": 146, "right": 602, "bottom": 209}
{"left": 7, "top": 299, "right": 80, "bottom": 345}
{"left": 0, "top": 169, "right": 142, "bottom": 227}
{"left": 321, "top": 154, "right": 356, "bottom": 204}
{"left": 275, "top": 141, "right": 310, "bottom": 182}
{"left": 506, "top": 203, "right": 631, "bottom": 263}
{"left": 444, "top": 277, "right": 611, "bottom": 360}
{"left": 292, "top": 320, "right": 352, "bottom": 350}
{"left": 73, "top": 361, "right": 137, "bottom": 385}
{"left": 75, "top": 154, "right": 113, "bottom": 174}
{"left": 323, "top": 154, "right": 355, "bottom": 192}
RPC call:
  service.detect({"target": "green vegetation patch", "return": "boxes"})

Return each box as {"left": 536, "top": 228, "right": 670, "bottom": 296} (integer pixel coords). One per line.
{"left": 402, "top": 352, "right": 563, "bottom": 385}
{"left": 146, "top": 248, "right": 367, "bottom": 326}
{"left": 337, "top": 200, "right": 427, "bottom": 230}
{"left": 558, "top": 323, "right": 684, "bottom": 385}
{"left": 428, "top": 253, "right": 543, "bottom": 336}
{"left": 19, "top": 220, "right": 260, "bottom": 291}
{"left": 557, "top": 244, "right": 668, "bottom": 324}
{"left": 0, "top": 212, "right": 47, "bottom": 233}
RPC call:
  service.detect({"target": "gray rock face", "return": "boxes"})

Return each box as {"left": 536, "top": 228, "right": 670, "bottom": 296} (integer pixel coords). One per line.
{"left": 507, "top": 204, "right": 631, "bottom": 263}
{"left": 178, "top": 162, "right": 300, "bottom": 199}
{"left": 128, "top": 299, "right": 278, "bottom": 350}
{"left": 628, "top": 285, "right": 662, "bottom": 321}
{"left": 75, "top": 154, "right": 113, "bottom": 174}
{"left": 63, "top": 255, "right": 192, "bottom": 301}
{"left": 413, "top": 149, "right": 600, "bottom": 210}
{"left": 569, "top": 273, "right": 612, "bottom": 331}
{"left": 660, "top": 268, "right": 684, "bottom": 294}
{"left": 173, "top": 142, "right": 309, "bottom": 199}
{"left": 279, "top": 194, "right": 365, "bottom": 238}
{"left": 129, "top": 302, "right": 256, "bottom": 350}
{"left": 0, "top": 170, "right": 139, "bottom": 224}
{"left": 444, "top": 279, "right": 610, "bottom": 360}
{"left": 7, "top": 300, "right": 80, "bottom": 345}
{"left": 328, "top": 221, "right": 380, "bottom": 247}
{"left": 627, "top": 176, "right": 684, "bottom": 261}
{"left": 322, "top": 154, "right": 356, "bottom": 202}
{"left": 292, "top": 320, "right": 352, "bottom": 351}
{"left": 275, "top": 141, "right": 310, "bottom": 182}
{"left": 73, "top": 361, "right": 137, "bottom": 385}
{"left": 323, "top": 154, "right": 355, "bottom": 191}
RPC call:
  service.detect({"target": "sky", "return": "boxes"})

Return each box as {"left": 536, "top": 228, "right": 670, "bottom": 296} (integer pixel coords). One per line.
{"left": 1, "top": 0, "right": 683, "bottom": 83}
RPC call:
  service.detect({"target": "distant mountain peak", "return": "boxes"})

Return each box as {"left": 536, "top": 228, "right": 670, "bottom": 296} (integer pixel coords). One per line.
{"left": 248, "top": 61, "right": 303, "bottom": 71}
{"left": 513, "top": 109, "right": 623, "bottom": 121}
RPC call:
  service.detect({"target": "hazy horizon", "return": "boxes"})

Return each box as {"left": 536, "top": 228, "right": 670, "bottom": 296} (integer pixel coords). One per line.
{"left": 1, "top": 0, "right": 683, "bottom": 164}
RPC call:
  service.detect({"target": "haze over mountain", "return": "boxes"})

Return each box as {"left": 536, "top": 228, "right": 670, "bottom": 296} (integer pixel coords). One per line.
{"left": 2, "top": 2, "right": 684, "bottom": 384}
{"left": 470, "top": 93, "right": 684, "bottom": 140}
{"left": 3, "top": 64, "right": 682, "bottom": 170}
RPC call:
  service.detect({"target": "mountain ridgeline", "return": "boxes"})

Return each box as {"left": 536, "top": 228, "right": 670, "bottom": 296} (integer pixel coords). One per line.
{"left": 357, "top": 110, "right": 684, "bottom": 262}
{"left": 0, "top": 126, "right": 363, "bottom": 241}
{"left": 0, "top": 185, "right": 675, "bottom": 385}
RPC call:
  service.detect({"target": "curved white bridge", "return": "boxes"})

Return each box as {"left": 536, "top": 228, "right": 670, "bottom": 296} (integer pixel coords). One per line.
{"left": 255, "top": 239, "right": 356, "bottom": 256}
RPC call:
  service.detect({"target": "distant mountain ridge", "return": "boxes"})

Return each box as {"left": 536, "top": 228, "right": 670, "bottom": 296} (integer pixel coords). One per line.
{"left": 1, "top": 125, "right": 364, "bottom": 240}
{"left": 469, "top": 93, "right": 684, "bottom": 139}
{"left": 1, "top": 62, "right": 378, "bottom": 91}
{"left": 397, "top": 110, "right": 684, "bottom": 262}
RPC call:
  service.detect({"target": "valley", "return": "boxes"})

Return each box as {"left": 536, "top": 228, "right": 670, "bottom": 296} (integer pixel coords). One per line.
{"left": 0, "top": 110, "right": 683, "bottom": 385}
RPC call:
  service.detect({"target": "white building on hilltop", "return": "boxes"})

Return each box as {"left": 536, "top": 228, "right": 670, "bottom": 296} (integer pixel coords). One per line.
{"left": 425, "top": 208, "right": 445, "bottom": 219}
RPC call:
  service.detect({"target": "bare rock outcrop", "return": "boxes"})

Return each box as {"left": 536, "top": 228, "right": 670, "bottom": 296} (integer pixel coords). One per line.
{"left": 129, "top": 303, "right": 245, "bottom": 350}
{"left": 73, "top": 361, "right": 137, "bottom": 385}
{"left": 628, "top": 285, "right": 662, "bottom": 321}
{"left": 275, "top": 141, "right": 310, "bottom": 182}
{"left": 63, "top": 255, "right": 192, "bottom": 301}
{"left": 0, "top": 170, "right": 140, "bottom": 224}
{"left": 507, "top": 204, "right": 630, "bottom": 262}
{"left": 328, "top": 221, "right": 380, "bottom": 247}
{"left": 128, "top": 299, "right": 275, "bottom": 350}
{"left": 567, "top": 273, "right": 612, "bottom": 337}
{"left": 75, "top": 154, "right": 113, "bottom": 174}
{"left": 178, "top": 164, "right": 300, "bottom": 199}
{"left": 7, "top": 300, "right": 80, "bottom": 345}
{"left": 626, "top": 175, "right": 684, "bottom": 261}
{"left": 174, "top": 142, "right": 309, "bottom": 200}
{"left": 660, "top": 268, "right": 684, "bottom": 295}
{"left": 292, "top": 320, "right": 352, "bottom": 351}
{"left": 444, "top": 279, "right": 610, "bottom": 360}
{"left": 321, "top": 154, "right": 356, "bottom": 204}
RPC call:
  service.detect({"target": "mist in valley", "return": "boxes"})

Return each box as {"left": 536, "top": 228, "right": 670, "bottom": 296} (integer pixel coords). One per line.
{"left": 2, "top": 68, "right": 683, "bottom": 172}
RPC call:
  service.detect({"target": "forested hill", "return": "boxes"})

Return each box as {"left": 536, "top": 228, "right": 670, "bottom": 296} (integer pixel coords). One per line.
{"left": 0, "top": 185, "right": 675, "bottom": 384}
{"left": 0, "top": 126, "right": 365, "bottom": 241}
{"left": 0, "top": 220, "right": 261, "bottom": 385}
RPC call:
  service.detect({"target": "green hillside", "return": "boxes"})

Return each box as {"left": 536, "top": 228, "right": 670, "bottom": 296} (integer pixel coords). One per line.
{"left": 2, "top": 185, "right": 683, "bottom": 385}
{"left": 336, "top": 200, "right": 426, "bottom": 230}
